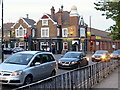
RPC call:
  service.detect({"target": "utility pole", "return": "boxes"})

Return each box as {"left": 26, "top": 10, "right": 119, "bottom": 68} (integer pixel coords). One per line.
{"left": 1, "top": 0, "right": 4, "bottom": 62}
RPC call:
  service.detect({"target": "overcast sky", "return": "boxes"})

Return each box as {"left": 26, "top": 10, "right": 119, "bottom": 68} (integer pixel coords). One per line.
{"left": 0, "top": 0, "right": 115, "bottom": 30}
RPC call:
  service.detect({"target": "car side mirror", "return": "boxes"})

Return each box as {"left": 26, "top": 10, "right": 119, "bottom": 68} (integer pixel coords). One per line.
{"left": 61, "top": 55, "right": 63, "bottom": 58}
{"left": 83, "top": 54, "right": 86, "bottom": 57}
{"left": 35, "top": 62, "right": 40, "bottom": 65}
{"left": 77, "top": 56, "right": 80, "bottom": 59}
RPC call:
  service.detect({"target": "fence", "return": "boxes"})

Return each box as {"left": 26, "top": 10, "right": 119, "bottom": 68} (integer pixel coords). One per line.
{"left": 16, "top": 60, "right": 119, "bottom": 90}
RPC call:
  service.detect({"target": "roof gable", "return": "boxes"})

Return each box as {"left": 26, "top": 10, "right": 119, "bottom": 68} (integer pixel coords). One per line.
{"left": 36, "top": 14, "right": 57, "bottom": 25}
{"left": 12, "top": 17, "right": 36, "bottom": 28}
{"left": 22, "top": 18, "right": 36, "bottom": 27}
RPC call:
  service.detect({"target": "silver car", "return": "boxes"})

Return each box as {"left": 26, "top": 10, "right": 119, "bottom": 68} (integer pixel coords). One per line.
{"left": 0, "top": 51, "right": 57, "bottom": 85}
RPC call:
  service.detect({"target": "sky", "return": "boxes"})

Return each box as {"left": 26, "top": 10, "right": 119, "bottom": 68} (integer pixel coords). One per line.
{"left": 0, "top": 0, "right": 115, "bottom": 30}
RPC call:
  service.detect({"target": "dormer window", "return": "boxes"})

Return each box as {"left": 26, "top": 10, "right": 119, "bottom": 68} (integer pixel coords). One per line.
{"left": 42, "top": 19, "right": 48, "bottom": 26}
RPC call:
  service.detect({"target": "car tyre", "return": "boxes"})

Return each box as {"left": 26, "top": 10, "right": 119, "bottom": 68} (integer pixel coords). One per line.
{"left": 24, "top": 75, "right": 32, "bottom": 85}
{"left": 51, "top": 70, "right": 56, "bottom": 77}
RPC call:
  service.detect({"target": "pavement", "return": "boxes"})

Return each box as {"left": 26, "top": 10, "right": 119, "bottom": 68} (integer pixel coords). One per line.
{"left": 93, "top": 68, "right": 119, "bottom": 89}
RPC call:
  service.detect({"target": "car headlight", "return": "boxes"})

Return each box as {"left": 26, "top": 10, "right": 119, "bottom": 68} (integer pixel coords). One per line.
{"left": 86, "top": 57, "right": 89, "bottom": 61}
{"left": 110, "top": 54, "right": 113, "bottom": 57}
{"left": 58, "top": 61, "right": 62, "bottom": 63}
{"left": 71, "top": 61, "right": 77, "bottom": 64}
{"left": 92, "top": 55, "right": 95, "bottom": 58}
{"left": 11, "top": 70, "right": 23, "bottom": 76}
{"left": 101, "top": 55, "right": 106, "bottom": 59}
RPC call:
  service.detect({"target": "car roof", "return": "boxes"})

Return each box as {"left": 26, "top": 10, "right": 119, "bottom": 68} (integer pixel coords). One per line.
{"left": 66, "top": 51, "right": 83, "bottom": 54}
{"left": 96, "top": 50, "right": 108, "bottom": 52}
{"left": 17, "top": 51, "right": 52, "bottom": 55}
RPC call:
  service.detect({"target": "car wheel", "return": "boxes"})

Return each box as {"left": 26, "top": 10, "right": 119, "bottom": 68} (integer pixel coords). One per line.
{"left": 24, "top": 75, "right": 32, "bottom": 85}
{"left": 51, "top": 70, "right": 56, "bottom": 77}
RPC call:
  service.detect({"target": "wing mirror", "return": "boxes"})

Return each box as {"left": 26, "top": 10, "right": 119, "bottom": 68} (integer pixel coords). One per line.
{"left": 35, "top": 62, "right": 40, "bottom": 65}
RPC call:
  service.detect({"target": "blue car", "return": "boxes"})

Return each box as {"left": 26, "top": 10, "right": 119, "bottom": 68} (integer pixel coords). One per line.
{"left": 58, "top": 52, "right": 88, "bottom": 69}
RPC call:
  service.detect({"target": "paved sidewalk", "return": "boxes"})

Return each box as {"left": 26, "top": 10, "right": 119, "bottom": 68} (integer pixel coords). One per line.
{"left": 93, "top": 68, "right": 119, "bottom": 89}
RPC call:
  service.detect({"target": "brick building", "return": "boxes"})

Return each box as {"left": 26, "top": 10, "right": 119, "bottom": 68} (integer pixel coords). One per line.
{"left": 10, "top": 5, "right": 120, "bottom": 53}
{"left": 11, "top": 17, "right": 36, "bottom": 48}
{"left": 0, "top": 23, "right": 14, "bottom": 48}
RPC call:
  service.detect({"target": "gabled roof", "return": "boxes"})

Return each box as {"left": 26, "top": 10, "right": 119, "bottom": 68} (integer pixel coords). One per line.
{"left": 23, "top": 18, "right": 36, "bottom": 27}
{"left": 12, "top": 17, "right": 36, "bottom": 28}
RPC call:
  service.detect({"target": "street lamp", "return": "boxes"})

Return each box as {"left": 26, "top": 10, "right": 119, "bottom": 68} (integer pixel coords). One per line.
{"left": 1, "top": 0, "right": 4, "bottom": 62}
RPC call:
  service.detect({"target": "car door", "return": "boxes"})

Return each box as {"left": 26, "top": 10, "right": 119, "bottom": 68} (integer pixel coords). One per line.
{"left": 40, "top": 54, "right": 55, "bottom": 78}
{"left": 28, "top": 54, "right": 45, "bottom": 81}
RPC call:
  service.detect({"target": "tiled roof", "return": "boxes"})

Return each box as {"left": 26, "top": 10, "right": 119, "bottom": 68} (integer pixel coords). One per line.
{"left": 88, "top": 27, "right": 111, "bottom": 39}
{"left": 53, "top": 11, "right": 70, "bottom": 26}
{"left": 23, "top": 18, "right": 36, "bottom": 27}
{"left": 2, "top": 23, "right": 14, "bottom": 31}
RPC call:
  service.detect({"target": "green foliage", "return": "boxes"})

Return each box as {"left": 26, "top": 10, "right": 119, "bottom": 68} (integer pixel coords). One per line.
{"left": 94, "top": 0, "right": 120, "bottom": 40}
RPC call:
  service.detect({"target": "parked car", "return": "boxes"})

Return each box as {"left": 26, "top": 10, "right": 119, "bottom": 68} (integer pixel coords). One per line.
{"left": 0, "top": 51, "right": 57, "bottom": 85}
{"left": 12, "top": 47, "right": 24, "bottom": 53}
{"left": 110, "top": 50, "right": 120, "bottom": 59}
{"left": 3, "top": 48, "right": 13, "bottom": 54}
{"left": 92, "top": 50, "right": 111, "bottom": 62}
{"left": 58, "top": 52, "right": 88, "bottom": 69}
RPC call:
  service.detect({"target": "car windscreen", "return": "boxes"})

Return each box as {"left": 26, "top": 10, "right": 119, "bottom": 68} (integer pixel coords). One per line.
{"left": 4, "top": 53, "right": 33, "bottom": 65}
{"left": 113, "top": 51, "right": 118, "bottom": 54}
{"left": 95, "top": 51, "right": 106, "bottom": 54}
{"left": 63, "top": 53, "right": 80, "bottom": 58}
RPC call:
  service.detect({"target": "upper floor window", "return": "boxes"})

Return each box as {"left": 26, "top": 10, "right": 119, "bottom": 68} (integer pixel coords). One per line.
{"left": 57, "top": 28, "right": 60, "bottom": 36}
{"left": 41, "top": 27, "right": 49, "bottom": 37}
{"left": 42, "top": 19, "right": 48, "bottom": 26}
{"left": 62, "top": 28, "right": 68, "bottom": 37}
{"left": 15, "top": 25, "right": 26, "bottom": 37}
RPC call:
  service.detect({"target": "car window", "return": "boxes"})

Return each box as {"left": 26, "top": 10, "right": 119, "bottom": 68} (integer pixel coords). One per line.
{"left": 47, "top": 54, "right": 55, "bottom": 61}
{"left": 30, "top": 55, "right": 41, "bottom": 66}
{"left": 80, "top": 53, "right": 83, "bottom": 58}
{"left": 4, "top": 53, "right": 33, "bottom": 65}
{"left": 41, "top": 54, "right": 50, "bottom": 63}
{"left": 63, "top": 53, "right": 80, "bottom": 58}
{"left": 95, "top": 51, "right": 106, "bottom": 54}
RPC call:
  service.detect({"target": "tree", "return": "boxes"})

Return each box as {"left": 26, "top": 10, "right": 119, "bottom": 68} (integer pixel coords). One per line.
{"left": 94, "top": 0, "right": 120, "bottom": 40}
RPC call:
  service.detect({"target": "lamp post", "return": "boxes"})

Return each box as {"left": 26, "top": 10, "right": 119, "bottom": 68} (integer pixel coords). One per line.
{"left": 1, "top": 0, "right": 4, "bottom": 62}
{"left": 89, "top": 16, "right": 92, "bottom": 52}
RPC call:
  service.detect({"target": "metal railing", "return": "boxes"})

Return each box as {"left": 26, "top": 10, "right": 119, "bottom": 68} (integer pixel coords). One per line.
{"left": 16, "top": 60, "right": 119, "bottom": 90}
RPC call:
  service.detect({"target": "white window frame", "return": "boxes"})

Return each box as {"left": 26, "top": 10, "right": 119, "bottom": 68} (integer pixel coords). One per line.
{"left": 42, "top": 19, "right": 48, "bottom": 26}
{"left": 41, "top": 27, "right": 49, "bottom": 37}
{"left": 15, "top": 25, "right": 26, "bottom": 37}
{"left": 62, "top": 28, "right": 68, "bottom": 37}
{"left": 57, "top": 28, "right": 60, "bottom": 36}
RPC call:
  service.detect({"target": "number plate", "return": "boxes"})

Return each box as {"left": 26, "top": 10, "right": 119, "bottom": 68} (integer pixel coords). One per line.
{"left": 0, "top": 77, "right": 7, "bottom": 80}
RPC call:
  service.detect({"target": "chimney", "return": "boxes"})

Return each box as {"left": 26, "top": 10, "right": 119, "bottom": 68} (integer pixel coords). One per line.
{"left": 26, "top": 14, "right": 29, "bottom": 19}
{"left": 51, "top": 6, "right": 55, "bottom": 18}
{"left": 58, "top": 8, "right": 62, "bottom": 25}
{"left": 61, "top": 5, "right": 63, "bottom": 12}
